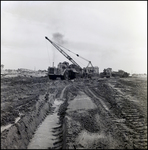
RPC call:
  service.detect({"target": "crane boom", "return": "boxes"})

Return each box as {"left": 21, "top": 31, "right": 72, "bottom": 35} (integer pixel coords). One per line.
{"left": 54, "top": 40, "right": 94, "bottom": 69}
{"left": 45, "top": 36, "right": 82, "bottom": 69}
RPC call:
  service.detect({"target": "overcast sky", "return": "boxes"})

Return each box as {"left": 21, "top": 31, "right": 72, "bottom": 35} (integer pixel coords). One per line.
{"left": 1, "top": 1, "right": 147, "bottom": 73}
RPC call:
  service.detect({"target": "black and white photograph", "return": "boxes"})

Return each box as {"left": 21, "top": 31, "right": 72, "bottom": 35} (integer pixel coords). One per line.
{"left": 1, "top": 1, "right": 147, "bottom": 149}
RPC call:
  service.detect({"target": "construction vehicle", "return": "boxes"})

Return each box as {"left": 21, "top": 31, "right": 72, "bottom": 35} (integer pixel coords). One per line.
{"left": 100, "top": 68, "right": 112, "bottom": 78}
{"left": 112, "top": 70, "right": 130, "bottom": 78}
{"left": 47, "top": 61, "right": 81, "bottom": 80}
{"left": 100, "top": 68, "right": 129, "bottom": 78}
{"left": 45, "top": 36, "right": 96, "bottom": 80}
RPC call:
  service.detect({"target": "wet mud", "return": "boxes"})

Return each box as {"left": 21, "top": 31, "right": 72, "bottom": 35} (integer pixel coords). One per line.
{"left": 1, "top": 76, "right": 147, "bottom": 149}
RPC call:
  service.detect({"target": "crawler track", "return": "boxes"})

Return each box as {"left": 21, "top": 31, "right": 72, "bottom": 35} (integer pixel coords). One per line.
{"left": 83, "top": 78, "right": 147, "bottom": 149}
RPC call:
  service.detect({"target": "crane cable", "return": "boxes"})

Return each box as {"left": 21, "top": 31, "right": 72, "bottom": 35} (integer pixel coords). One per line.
{"left": 56, "top": 43, "right": 86, "bottom": 67}
{"left": 45, "top": 40, "right": 51, "bottom": 66}
{"left": 54, "top": 42, "right": 91, "bottom": 63}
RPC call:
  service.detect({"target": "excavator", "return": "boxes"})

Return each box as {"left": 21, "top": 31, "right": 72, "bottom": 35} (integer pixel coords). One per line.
{"left": 45, "top": 36, "right": 95, "bottom": 80}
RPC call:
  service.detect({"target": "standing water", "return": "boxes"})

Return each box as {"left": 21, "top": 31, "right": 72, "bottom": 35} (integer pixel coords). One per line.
{"left": 27, "top": 98, "right": 63, "bottom": 149}
{"left": 27, "top": 86, "right": 68, "bottom": 149}
{"left": 1, "top": 116, "right": 21, "bottom": 133}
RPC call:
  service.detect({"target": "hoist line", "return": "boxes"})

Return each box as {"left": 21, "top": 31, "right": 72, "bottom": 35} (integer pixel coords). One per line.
{"left": 54, "top": 42, "right": 90, "bottom": 62}
{"left": 45, "top": 36, "right": 93, "bottom": 68}
{"left": 45, "top": 40, "right": 51, "bottom": 66}
{"left": 53, "top": 42, "right": 86, "bottom": 67}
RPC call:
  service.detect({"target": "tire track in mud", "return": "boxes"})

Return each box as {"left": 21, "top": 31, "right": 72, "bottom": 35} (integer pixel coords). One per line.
{"left": 56, "top": 83, "right": 84, "bottom": 149}
{"left": 108, "top": 80, "right": 147, "bottom": 149}
{"left": 61, "top": 81, "right": 121, "bottom": 149}
{"left": 83, "top": 86, "right": 130, "bottom": 149}
{"left": 54, "top": 82, "right": 81, "bottom": 149}
{"left": 84, "top": 79, "right": 147, "bottom": 149}
{"left": 1, "top": 78, "right": 147, "bottom": 149}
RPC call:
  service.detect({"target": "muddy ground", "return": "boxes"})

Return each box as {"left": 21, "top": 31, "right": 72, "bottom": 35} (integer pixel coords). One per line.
{"left": 1, "top": 75, "right": 147, "bottom": 149}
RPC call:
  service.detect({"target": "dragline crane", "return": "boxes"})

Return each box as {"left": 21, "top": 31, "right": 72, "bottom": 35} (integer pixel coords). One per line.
{"left": 45, "top": 36, "right": 96, "bottom": 80}
{"left": 45, "top": 36, "right": 82, "bottom": 70}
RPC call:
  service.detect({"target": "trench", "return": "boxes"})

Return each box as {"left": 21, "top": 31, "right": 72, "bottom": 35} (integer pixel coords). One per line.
{"left": 1, "top": 84, "right": 69, "bottom": 149}
{"left": 27, "top": 99, "right": 63, "bottom": 149}
{"left": 27, "top": 85, "right": 68, "bottom": 149}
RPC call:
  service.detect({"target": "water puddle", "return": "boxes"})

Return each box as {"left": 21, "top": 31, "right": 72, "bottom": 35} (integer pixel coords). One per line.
{"left": 15, "top": 116, "right": 21, "bottom": 123}
{"left": 27, "top": 98, "right": 63, "bottom": 149}
{"left": 27, "top": 85, "right": 68, "bottom": 149}
{"left": 1, "top": 124, "right": 12, "bottom": 133}
{"left": 1, "top": 117, "right": 21, "bottom": 133}
{"left": 27, "top": 113, "right": 59, "bottom": 149}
